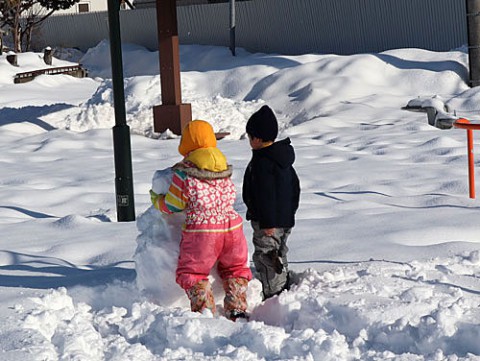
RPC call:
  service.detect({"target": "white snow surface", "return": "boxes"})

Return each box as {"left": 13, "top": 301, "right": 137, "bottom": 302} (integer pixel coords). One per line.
{"left": 2, "top": 41, "right": 480, "bottom": 360}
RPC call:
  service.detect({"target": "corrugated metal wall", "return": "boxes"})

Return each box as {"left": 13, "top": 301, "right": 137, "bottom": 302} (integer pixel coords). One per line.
{"left": 34, "top": 0, "right": 467, "bottom": 55}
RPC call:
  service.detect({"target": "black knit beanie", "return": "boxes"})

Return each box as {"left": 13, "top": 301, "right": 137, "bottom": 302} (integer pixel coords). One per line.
{"left": 246, "top": 105, "right": 278, "bottom": 141}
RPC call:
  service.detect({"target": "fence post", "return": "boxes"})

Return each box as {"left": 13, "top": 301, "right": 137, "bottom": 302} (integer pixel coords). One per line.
{"left": 466, "top": 0, "right": 480, "bottom": 87}
{"left": 229, "top": 0, "right": 236, "bottom": 56}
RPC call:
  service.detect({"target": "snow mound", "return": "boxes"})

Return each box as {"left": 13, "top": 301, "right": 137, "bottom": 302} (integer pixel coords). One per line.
{"left": 21, "top": 252, "right": 480, "bottom": 360}
{"left": 63, "top": 77, "right": 261, "bottom": 139}
{"left": 133, "top": 168, "right": 188, "bottom": 307}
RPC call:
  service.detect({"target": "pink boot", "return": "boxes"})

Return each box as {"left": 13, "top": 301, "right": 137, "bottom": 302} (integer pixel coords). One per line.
{"left": 186, "top": 280, "right": 216, "bottom": 314}
{"left": 223, "top": 277, "right": 249, "bottom": 321}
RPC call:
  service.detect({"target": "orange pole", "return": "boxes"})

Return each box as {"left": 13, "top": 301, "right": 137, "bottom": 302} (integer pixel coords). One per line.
{"left": 467, "top": 129, "right": 475, "bottom": 198}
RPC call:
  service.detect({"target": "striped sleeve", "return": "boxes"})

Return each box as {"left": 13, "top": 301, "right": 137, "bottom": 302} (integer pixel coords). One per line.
{"left": 159, "top": 169, "right": 188, "bottom": 214}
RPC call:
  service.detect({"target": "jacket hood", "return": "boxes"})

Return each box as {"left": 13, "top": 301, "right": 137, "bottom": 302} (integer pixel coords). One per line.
{"left": 255, "top": 137, "right": 295, "bottom": 168}
{"left": 185, "top": 147, "right": 228, "bottom": 172}
{"left": 178, "top": 120, "right": 217, "bottom": 156}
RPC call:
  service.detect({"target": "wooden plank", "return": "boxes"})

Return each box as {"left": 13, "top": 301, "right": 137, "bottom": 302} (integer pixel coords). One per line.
{"left": 14, "top": 65, "right": 87, "bottom": 84}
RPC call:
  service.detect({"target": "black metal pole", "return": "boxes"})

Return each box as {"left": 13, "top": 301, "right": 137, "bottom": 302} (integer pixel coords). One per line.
{"left": 229, "top": 0, "right": 236, "bottom": 56}
{"left": 466, "top": 0, "right": 480, "bottom": 87}
{"left": 107, "top": 0, "right": 135, "bottom": 221}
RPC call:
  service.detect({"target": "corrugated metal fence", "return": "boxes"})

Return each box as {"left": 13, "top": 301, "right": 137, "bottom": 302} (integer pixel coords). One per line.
{"left": 33, "top": 0, "right": 467, "bottom": 55}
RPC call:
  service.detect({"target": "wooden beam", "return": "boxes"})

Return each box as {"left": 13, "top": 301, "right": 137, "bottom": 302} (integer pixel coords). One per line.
{"left": 153, "top": 0, "right": 192, "bottom": 135}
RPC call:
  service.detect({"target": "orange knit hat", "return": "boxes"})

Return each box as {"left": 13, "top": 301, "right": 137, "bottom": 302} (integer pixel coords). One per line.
{"left": 178, "top": 120, "right": 217, "bottom": 156}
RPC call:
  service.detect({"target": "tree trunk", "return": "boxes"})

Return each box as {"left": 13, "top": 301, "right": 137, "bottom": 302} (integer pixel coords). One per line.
{"left": 24, "top": 25, "right": 33, "bottom": 52}
{"left": 13, "top": 27, "right": 21, "bottom": 53}
{"left": 22, "top": 10, "right": 55, "bottom": 52}
{"left": 13, "top": 2, "right": 21, "bottom": 52}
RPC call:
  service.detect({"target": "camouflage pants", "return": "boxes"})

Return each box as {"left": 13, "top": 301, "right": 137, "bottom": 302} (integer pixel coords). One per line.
{"left": 251, "top": 221, "right": 291, "bottom": 299}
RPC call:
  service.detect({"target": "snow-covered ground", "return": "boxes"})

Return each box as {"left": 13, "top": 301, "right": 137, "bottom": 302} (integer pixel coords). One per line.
{"left": 1, "top": 40, "right": 480, "bottom": 360}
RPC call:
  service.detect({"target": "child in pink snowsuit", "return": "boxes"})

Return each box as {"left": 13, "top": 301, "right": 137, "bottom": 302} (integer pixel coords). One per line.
{"left": 150, "top": 120, "right": 252, "bottom": 320}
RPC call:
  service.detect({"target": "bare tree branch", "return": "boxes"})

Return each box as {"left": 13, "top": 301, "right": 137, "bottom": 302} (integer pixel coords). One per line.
{"left": 0, "top": 0, "right": 79, "bottom": 52}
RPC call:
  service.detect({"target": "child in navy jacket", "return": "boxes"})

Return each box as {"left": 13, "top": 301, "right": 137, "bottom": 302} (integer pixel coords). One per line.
{"left": 242, "top": 105, "right": 300, "bottom": 299}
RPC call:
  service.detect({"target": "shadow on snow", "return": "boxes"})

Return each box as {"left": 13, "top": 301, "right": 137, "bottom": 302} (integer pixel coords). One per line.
{"left": 0, "top": 250, "right": 135, "bottom": 289}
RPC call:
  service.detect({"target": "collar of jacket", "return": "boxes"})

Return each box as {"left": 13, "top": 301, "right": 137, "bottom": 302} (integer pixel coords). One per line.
{"left": 173, "top": 161, "right": 233, "bottom": 180}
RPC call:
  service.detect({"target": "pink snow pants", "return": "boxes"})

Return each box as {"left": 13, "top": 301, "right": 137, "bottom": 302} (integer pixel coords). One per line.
{"left": 176, "top": 225, "right": 252, "bottom": 290}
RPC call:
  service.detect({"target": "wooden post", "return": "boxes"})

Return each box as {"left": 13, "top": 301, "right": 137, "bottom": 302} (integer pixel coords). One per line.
{"left": 6, "top": 52, "right": 18, "bottom": 66}
{"left": 153, "top": 0, "right": 191, "bottom": 135}
{"left": 44, "top": 47, "right": 53, "bottom": 65}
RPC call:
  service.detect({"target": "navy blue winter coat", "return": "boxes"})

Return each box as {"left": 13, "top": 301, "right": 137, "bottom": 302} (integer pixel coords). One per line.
{"left": 243, "top": 138, "right": 300, "bottom": 229}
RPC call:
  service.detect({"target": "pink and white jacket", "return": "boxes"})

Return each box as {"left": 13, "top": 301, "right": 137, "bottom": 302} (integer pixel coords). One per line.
{"left": 158, "top": 161, "right": 243, "bottom": 233}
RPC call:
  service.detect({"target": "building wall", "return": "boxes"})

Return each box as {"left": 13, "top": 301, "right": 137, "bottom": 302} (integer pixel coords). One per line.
{"left": 52, "top": 0, "right": 109, "bottom": 14}
{"left": 33, "top": 0, "right": 467, "bottom": 55}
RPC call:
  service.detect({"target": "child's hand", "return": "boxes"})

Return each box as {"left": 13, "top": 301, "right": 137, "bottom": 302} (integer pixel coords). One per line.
{"left": 263, "top": 228, "right": 275, "bottom": 237}
{"left": 149, "top": 189, "right": 164, "bottom": 210}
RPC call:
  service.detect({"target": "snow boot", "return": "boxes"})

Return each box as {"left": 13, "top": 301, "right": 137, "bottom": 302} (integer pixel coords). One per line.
{"left": 228, "top": 310, "right": 249, "bottom": 322}
{"left": 223, "top": 277, "right": 249, "bottom": 321}
{"left": 186, "top": 280, "right": 216, "bottom": 314}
